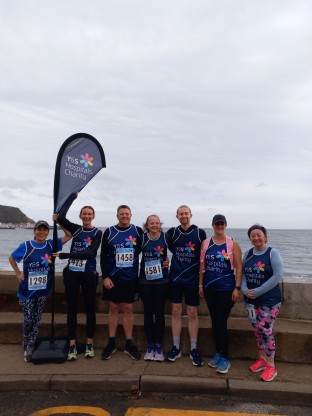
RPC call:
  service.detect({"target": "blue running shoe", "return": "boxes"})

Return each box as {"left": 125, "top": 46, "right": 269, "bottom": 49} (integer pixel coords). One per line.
{"left": 208, "top": 352, "right": 221, "bottom": 368}
{"left": 166, "top": 345, "right": 181, "bottom": 362}
{"left": 190, "top": 348, "right": 203, "bottom": 366}
{"left": 216, "top": 357, "right": 231, "bottom": 374}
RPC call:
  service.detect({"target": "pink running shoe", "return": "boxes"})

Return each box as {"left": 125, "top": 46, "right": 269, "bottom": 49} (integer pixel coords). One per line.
{"left": 249, "top": 358, "right": 267, "bottom": 373}
{"left": 260, "top": 365, "right": 277, "bottom": 382}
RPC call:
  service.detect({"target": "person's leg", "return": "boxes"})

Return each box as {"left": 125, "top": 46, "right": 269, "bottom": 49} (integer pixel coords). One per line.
{"left": 31, "top": 297, "right": 47, "bottom": 342}
{"left": 140, "top": 284, "right": 155, "bottom": 345}
{"left": 81, "top": 272, "right": 98, "bottom": 343}
{"left": 153, "top": 283, "right": 168, "bottom": 345}
{"left": 63, "top": 268, "right": 81, "bottom": 346}
{"left": 122, "top": 302, "right": 134, "bottom": 339}
{"left": 108, "top": 301, "right": 120, "bottom": 337}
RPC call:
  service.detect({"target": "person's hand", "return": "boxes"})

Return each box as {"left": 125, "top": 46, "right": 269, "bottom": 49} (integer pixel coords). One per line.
{"left": 232, "top": 288, "right": 240, "bottom": 302}
{"left": 246, "top": 289, "right": 255, "bottom": 299}
{"left": 52, "top": 213, "right": 58, "bottom": 222}
{"left": 199, "top": 286, "right": 204, "bottom": 298}
{"left": 17, "top": 271, "right": 24, "bottom": 282}
{"left": 52, "top": 252, "right": 59, "bottom": 258}
{"left": 163, "top": 257, "right": 170, "bottom": 268}
{"left": 103, "top": 277, "right": 114, "bottom": 290}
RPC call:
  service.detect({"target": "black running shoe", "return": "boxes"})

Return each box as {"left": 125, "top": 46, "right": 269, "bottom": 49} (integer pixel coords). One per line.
{"left": 101, "top": 342, "right": 116, "bottom": 360}
{"left": 124, "top": 342, "right": 141, "bottom": 360}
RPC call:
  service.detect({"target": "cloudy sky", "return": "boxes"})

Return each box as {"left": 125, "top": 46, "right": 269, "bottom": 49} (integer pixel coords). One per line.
{"left": 1, "top": 0, "right": 311, "bottom": 230}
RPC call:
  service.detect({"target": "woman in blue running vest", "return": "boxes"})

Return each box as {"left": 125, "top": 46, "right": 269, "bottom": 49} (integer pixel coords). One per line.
{"left": 9, "top": 220, "right": 71, "bottom": 362}
{"left": 242, "top": 224, "right": 283, "bottom": 382}
{"left": 199, "top": 214, "right": 242, "bottom": 375}
{"left": 139, "top": 215, "right": 169, "bottom": 362}
{"left": 53, "top": 205, "right": 102, "bottom": 361}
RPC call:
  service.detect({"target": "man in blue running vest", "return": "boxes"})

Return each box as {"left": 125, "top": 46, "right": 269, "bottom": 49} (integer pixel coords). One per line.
{"left": 165, "top": 205, "right": 206, "bottom": 366}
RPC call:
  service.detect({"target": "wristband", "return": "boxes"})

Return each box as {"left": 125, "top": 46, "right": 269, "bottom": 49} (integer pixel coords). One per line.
{"left": 199, "top": 285, "right": 203, "bottom": 288}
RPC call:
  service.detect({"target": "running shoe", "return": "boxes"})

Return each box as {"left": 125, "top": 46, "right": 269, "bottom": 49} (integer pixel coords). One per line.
{"left": 208, "top": 352, "right": 221, "bottom": 368}
{"left": 249, "top": 358, "right": 267, "bottom": 373}
{"left": 67, "top": 345, "right": 78, "bottom": 361}
{"left": 101, "top": 341, "right": 116, "bottom": 360}
{"left": 124, "top": 342, "right": 141, "bottom": 360}
{"left": 260, "top": 365, "right": 277, "bottom": 382}
{"left": 166, "top": 345, "right": 182, "bottom": 362}
{"left": 154, "top": 345, "right": 165, "bottom": 362}
{"left": 216, "top": 357, "right": 231, "bottom": 374}
{"left": 85, "top": 343, "right": 95, "bottom": 358}
{"left": 144, "top": 345, "right": 154, "bottom": 361}
{"left": 190, "top": 348, "right": 204, "bottom": 367}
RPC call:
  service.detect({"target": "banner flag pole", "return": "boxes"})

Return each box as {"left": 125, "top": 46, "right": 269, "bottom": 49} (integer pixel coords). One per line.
{"left": 32, "top": 133, "right": 106, "bottom": 364}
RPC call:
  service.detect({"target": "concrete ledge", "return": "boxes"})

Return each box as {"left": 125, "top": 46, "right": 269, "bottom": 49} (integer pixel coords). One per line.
{"left": 0, "top": 375, "right": 51, "bottom": 392}
{"left": 140, "top": 375, "right": 228, "bottom": 395}
{"left": 1, "top": 272, "right": 312, "bottom": 320}
{"left": 50, "top": 374, "right": 139, "bottom": 392}
{"left": 229, "top": 379, "right": 312, "bottom": 406}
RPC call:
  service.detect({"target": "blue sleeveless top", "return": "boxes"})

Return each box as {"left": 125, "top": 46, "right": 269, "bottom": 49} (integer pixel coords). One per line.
{"left": 139, "top": 232, "right": 169, "bottom": 284}
{"left": 203, "top": 238, "right": 235, "bottom": 291}
{"left": 66, "top": 227, "right": 100, "bottom": 273}
{"left": 169, "top": 226, "right": 202, "bottom": 285}
{"left": 243, "top": 247, "right": 281, "bottom": 306}
{"left": 12, "top": 238, "right": 62, "bottom": 300}
{"left": 107, "top": 225, "right": 141, "bottom": 281}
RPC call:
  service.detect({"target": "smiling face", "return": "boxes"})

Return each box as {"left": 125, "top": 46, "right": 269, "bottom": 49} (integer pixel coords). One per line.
{"left": 213, "top": 221, "right": 227, "bottom": 237}
{"left": 176, "top": 206, "right": 192, "bottom": 229}
{"left": 79, "top": 207, "right": 95, "bottom": 228}
{"left": 146, "top": 215, "right": 161, "bottom": 235}
{"left": 249, "top": 229, "right": 267, "bottom": 250}
{"left": 117, "top": 207, "right": 132, "bottom": 227}
{"left": 34, "top": 226, "right": 49, "bottom": 243}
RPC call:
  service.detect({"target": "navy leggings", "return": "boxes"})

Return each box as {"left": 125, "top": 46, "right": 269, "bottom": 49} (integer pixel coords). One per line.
{"left": 139, "top": 283, "right": 169, "bottom": 345}
{"left": 63, "top": 268, "right": 99, "bottom": 340}
{"left": 204, "top": 289, "right": 234, "bottom": 358}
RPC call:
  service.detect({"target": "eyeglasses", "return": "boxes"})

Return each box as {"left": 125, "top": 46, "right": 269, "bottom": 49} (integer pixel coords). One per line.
{"left": 214, "top": 222, "right": 225, "bottom": 226}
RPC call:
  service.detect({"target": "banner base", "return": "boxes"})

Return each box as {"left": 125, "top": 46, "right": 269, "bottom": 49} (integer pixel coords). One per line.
{"left": 32, "top": 339, "right": 68, "bottom": 364}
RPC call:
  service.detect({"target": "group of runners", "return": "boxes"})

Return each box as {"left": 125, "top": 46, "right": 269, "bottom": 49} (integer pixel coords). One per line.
{"left": 9, "top": 204, "right": 283, "bottom": 383}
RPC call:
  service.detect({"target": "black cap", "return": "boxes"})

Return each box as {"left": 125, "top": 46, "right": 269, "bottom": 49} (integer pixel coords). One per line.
{"left": 34, "top": 220, "right": 49, "bottom": 230}
{"left": 212, "top": 214, "right": 227, "bottom": 225}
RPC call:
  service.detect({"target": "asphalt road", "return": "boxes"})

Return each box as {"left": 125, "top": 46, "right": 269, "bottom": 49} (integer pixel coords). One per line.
{"left": 0, "top": 391, "right": 311, "bottom": 416}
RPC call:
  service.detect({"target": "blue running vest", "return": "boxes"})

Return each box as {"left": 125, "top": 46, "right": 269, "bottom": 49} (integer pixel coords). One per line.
{"left": 67, "top": 227, "right": 100, "bottom": 272}
{"left": 169, "top": 226, "right": 201, "bottom": 285}
{"left": 107, "top": 225, "right": 141, "bottom": 281}
{"left": 140, "top": 232, "right": 169, "bottom": 282}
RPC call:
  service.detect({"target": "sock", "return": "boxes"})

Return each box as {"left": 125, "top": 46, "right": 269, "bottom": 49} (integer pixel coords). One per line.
{"left": 173, "top": 337, "right": 180, "bottom": 350}
{"left": 109, "top": 336, "right": 116, "bottom": 345}
{"left": 190, "top": 339, "right": 197, "bottom": 350}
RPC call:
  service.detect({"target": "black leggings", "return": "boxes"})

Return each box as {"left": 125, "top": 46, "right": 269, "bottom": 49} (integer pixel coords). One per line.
{"left": 63, "top": 268, "right": 99, "bottom": 340}
{"left": 139, "top": 283, "right": 169, "bottom": 345}
{"left": 204, "top": 289, "right": 234, "bottom": 358}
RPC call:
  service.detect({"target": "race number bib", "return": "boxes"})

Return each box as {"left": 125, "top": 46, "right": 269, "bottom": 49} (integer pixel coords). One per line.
{"left": 28, "top": 271, "right": 48, "bottom": 290}
{"left": 116, "top": 248, "right": 134, "bottom": 267}
{"left": 246, "top": 303, "right": 257, "bottom": 324}
{"left": 145, "top": 260, "right": 163, "bottom": 280}
{"left": 68, "top": 259, "right": 87, "bottom": 272}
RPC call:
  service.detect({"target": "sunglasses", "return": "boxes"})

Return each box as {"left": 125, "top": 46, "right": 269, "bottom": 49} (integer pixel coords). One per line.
{"left": 214, "top": 222, "right": 225, "bottom": 226}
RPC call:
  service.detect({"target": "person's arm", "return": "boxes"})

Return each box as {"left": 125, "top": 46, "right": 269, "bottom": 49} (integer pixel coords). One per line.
{"left": 59, "top": 230, "right": 102, "bottom": 260}
{"left": 232, "top": 240, "right": 242, "bottom": 302}
{"left": 52, "top": 213, "right": 73, "bottom": 245}
{"left": 199, "top": 228, "right": 207, "bottom": 243}
{"left": 9, "top": 255, "right": 24, "bottom": 282}
{"left": 199, "top": 240, "right": 207, "bottom": 298}
{"left": 251, "top": 249, "right": 283, "bottom": 298}
{"left": 100, "top": 228, "right": 110, "bottom": 278}
{"left": 165, "top": 228, "right": 174, "bottom": 253}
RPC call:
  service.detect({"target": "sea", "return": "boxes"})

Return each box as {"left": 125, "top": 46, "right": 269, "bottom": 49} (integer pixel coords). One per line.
{"left": 0, "top": 228, "right": 311, "bottom": 279}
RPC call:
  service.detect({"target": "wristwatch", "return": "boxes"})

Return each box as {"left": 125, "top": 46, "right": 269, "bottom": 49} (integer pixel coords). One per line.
{"left": 235, "top": 286, "right": 241, "bottom": 290}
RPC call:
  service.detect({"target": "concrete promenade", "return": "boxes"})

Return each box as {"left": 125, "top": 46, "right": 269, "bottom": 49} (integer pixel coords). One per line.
{"left": 0, "top": 272, "right": 311, "bottom": 405}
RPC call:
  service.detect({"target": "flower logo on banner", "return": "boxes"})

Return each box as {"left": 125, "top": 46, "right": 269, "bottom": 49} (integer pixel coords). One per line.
{"left": 253, "top": 261, "right": 265, "bottom": 273}
{"left": 83, "top": 237, "right": 92, "bottom": 248}
{"left": 125, "top": 236, "right": 136, "bottom": 248}
{"left": 153, "top": 246, "right": 164, "bottom": 257}
{"left": 216, "top": 249, "right": 229, "bottom": 262}
{"left": 41, "top": 253, "right": 52, "bottom": 266}
{"left": 80, "top": 153, "right": 94, "bottom": 168}
{"left": 185, "top": 241, "right": 195, "bottom": 253}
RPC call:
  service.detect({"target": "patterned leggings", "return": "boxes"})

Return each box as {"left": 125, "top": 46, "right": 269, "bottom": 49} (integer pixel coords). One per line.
{"left": 19, "top": 297, "right": 47, "bottom": 343}
{"left": 252, "top": 303, "right": 280, "bottom": 357}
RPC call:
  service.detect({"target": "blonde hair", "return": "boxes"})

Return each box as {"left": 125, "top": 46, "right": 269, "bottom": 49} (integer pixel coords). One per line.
{"left": 143, "top": 215, "right": 163, "bottom": 232}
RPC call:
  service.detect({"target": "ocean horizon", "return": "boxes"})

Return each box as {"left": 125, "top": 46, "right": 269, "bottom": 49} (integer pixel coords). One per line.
{"left": 0, "top": 227, "right": 311, "bottom": 280}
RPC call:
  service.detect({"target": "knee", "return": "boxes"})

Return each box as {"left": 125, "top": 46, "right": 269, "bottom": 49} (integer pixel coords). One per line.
{"left": 187, "top": 306, "right": 198, "bottom": 320}
{"left": 172, "top": 304, "right": 182, "bottom": 319}
{"left": 123, "top": 303, "right": 133, "bottom": 315}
